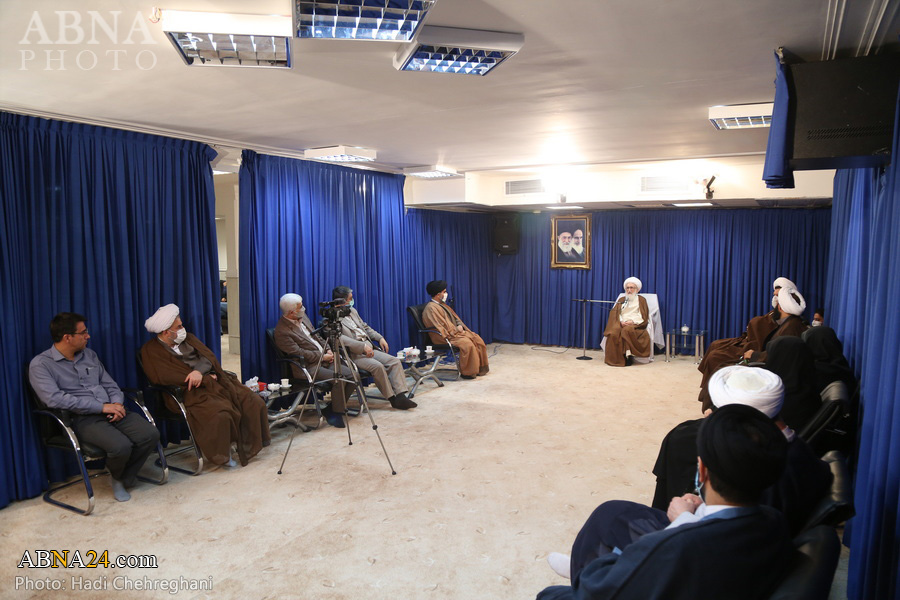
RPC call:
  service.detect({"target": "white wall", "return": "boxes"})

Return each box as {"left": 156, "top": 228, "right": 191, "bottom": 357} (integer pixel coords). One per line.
{"left": 404, "top": 156, "right": 835, "bottom": 208}
{"left": 214, "top": 173, "right": 240, "bottom": 354}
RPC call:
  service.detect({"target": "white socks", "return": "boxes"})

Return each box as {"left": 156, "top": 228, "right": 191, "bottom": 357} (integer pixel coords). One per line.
{"left": 225, "top": 446, "right": 239, "bottom": 468}
{"left": 547, "top": 552, "right": 571, "bottom": 579}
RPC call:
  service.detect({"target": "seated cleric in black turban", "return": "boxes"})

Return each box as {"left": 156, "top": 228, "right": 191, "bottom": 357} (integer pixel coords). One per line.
{"left": 426, "top": 280, "right": 447, "bottom": 297}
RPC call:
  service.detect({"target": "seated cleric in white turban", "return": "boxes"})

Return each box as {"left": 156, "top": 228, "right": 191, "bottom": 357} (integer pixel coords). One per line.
{"left": 697, "top": 276, "right": 809, "bottom": 411}
{"left": 139, "top": 304, "right": 270, "bottom": 468}
{"left": 602, "top": 277, "right": 651, "bottom": 367}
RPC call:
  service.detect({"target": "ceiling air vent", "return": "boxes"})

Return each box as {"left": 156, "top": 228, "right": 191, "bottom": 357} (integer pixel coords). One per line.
{"left": 640, "top": 175, "right": 692, "bottom": 194}
{"left": 505, "top": 179, "right": 545, "bottom": 195}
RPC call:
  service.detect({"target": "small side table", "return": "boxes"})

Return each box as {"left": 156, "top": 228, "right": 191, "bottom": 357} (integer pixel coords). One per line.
{"left": 403, "top": 352, "right": 442, "bottom": 398}
{"left": 665, "top": 330, "right": 707, "bottom": 364}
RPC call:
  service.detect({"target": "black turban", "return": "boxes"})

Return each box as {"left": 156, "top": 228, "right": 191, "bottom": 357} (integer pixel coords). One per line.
{"left": 696, "top": 404, "right": 787, "bottom": 499}
{"left": 426, "top": 280, "right": 447, "bottom": 297}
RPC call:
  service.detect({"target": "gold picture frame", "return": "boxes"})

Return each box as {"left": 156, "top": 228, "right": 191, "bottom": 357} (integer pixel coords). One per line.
{"left": 551, "top": 214, "right": 591, "bottom": 269}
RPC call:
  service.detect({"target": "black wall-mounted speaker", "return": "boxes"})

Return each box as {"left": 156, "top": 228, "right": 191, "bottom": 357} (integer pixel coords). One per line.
{"left": 788, "top": 52, "right": 900, "bottom": 170}
{"left": 492, "top": 214, "right": 520, "bottom": 254}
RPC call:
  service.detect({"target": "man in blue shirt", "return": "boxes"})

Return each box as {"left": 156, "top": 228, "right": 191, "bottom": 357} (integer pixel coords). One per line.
{"left": 29, "top": 312, "right": 160, "bottom": 502}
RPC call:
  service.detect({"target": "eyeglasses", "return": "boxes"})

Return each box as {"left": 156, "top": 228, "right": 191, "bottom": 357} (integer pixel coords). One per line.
{"left": 165, "top": 324, "right": 185, "bottom": 334}
{"left": 71, "top": 329, "right": 89, "bottom": 337}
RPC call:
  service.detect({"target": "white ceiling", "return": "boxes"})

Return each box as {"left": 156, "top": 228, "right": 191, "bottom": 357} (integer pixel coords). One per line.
{"left": 1, "top": 0, "right": 898, "bottom": 189}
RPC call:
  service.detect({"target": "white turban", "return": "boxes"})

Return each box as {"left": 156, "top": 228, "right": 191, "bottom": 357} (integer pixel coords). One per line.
{"left": 145, "top": 304, "right": 180, "bottom": 333}
{"left": 773, "top": 277, "right": 795, "bottom": 290}
{"left": 709, "top": 366, "right": 784, "bottom": 418}
{"left": 777, "top": 285, "right": 807, "bottom": 316}
{"left": 623, "top": 277, "right": 642, "bottom": 292}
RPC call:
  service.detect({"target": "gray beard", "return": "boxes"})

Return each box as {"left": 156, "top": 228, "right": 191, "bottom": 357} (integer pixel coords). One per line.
{"left": 624, "top": 292, "right": 637, "bottom": 302}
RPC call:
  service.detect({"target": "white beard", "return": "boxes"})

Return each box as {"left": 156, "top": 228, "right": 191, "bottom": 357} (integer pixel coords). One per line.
{"left": 572, "top": 242, "right": 584, "bottom": 254}
{"left": 558, "top": 241, "right": 572, "bottom": 253}
{"left": 624, "top": 292, "right": 637, "bottom": 303}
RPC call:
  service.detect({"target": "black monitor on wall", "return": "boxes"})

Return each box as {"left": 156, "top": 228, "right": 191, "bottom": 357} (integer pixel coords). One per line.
{"left": 788, "top": 52, "right": 900, "bottom": 170}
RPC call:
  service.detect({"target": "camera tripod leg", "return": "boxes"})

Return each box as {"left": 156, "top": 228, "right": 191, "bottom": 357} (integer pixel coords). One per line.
{"left": 344, "top": 411, "right": 353, "bottom": 445}
{"left": 277, "top": 386, "right": 317, "bottom": 475}
{"left": 335, "top": 338, "right": 396, "bottom": 474}
{"left": 358, "top": 393, "right": 396, "bottom": 475}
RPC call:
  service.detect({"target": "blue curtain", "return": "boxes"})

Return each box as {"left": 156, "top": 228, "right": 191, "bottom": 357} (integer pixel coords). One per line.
{"left": 400, "top": 208, "right": 495, "bottom": 345}
{"left": 238, "top": 151, "right": 496, "bottom": 382}
{"left": 829, "top": 86, "right": 900, "bottom": 600}
{"left": 763, "top": 50, "right": 795, "bottom": 188}
{"left": 0, "top": 112, "right": 219, "bottom": 509}
{"left": 239, "top": 151, "right": 406, "bottom": 380}
{"left": 493, "top": 209, "right": 830, "bottom": 350}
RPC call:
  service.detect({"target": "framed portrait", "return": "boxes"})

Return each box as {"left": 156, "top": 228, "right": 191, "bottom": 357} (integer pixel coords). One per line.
{"left": 551, "top": 214, "right": 591, "bottom": 269}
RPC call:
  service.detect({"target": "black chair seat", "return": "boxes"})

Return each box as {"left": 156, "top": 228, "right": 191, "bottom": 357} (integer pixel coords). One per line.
{"left": 44, "top": 434, "right": 106, "bottom": 459}
{"left": 801, "top": 450, "right": 854, "bottom": 531}
{"left": 406, "top": 303, "right": 461, "bottom": 382}
{"left": 265, "top": 327, "right": 328, "bottom": 429}
{"left": 767, "top": 525, "right": 841, "bottom": 600}
{"left": 136, "top": 353, "right": 204, "bottom": 476}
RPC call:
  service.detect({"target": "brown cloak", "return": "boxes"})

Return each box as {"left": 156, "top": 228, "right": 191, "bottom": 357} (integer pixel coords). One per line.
{"left": 697, "top": 311, "right": 808, "bottom": 407}
{"left": 140, "top": 333, "right": 269, "bottom": 466}
{"left": 603, "top": 295, "right": 652, "bottom": 366}
{"left": 422, "top": 300, "right": 489, "bottom": 377}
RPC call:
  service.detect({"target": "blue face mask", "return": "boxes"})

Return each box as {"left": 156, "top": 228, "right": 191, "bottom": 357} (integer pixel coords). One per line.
{"left": 348, "top": 300, "right": 354, "bottom": 307}
{"left": 694, "top": 469, "right": 706, "bottom": 503}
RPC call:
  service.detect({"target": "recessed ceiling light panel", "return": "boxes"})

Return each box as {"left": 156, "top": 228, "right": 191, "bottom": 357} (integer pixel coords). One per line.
{"left": 160, "top": 10, "right": 293, "bottom": 68}
{"left": 294, "top": 0, "right": 437, "bottom": 41}
{"left": 708, "top": 103, "right": 774, "bottom": 129}
{"left": 304, "top": 145, "right": 377, "bottom": 162}
{"left": 394, "top": 25, "right": 524, "bottom": 76}
{"left": 404, "top": 165, "right": 460, "bottom": 178}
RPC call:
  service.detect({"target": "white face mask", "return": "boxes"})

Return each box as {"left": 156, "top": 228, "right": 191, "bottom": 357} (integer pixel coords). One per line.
{"left": 811, "top": 320, "right": 823, "bottom": 327}
{"left": 442, "top": 292, "right": 449, "bottom": 302}
{"left": 771, "top": 295, "right": 779, "bottom": 309}
{"left": 174, "top": 328, "right": 187, "bottom": 344}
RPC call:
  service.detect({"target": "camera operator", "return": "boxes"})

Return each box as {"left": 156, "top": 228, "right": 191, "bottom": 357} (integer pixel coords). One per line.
{"left": 332, "top": 286, "right": 416, "bottom": 410}
{"left": 274, "top": 293, "right": 353, "bottom": 428}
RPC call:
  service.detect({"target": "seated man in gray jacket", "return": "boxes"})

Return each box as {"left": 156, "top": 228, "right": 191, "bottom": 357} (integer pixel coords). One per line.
{"left": 332, "top": 286, "right": 416, "bottom": 410}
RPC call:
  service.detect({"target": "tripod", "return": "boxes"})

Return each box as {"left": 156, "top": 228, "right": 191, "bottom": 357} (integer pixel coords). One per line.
{"left": 277, "top": 315, "right": 396, "bottom": 475}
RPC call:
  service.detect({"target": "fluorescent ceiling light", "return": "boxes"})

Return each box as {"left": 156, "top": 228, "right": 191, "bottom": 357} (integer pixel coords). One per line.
{"left": 294, "top": 0, "right": 437, "bottom": 41}
{"left": 304, "top": 145, "right": 377, "bottom": 162}
{"left": 545, "top": 205, "right": 584, "bottom": 210}
{"left": 708, "top": 103, "right": 773, "bottom": 129}
{"left": 404, "top": 165, "right": 460, "bottom": 178}
{"left": 673, "top": 202, "right": 714, "bottom": 207}
{"left": 160, "top": 10, "right": 292, "bottom": 68}
{"left": 394, "top": 25, "right": 524, "bottom": 76}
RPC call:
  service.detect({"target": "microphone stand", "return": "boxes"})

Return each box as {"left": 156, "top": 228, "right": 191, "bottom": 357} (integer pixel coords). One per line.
{"left": 571, "top": 299, "right": 618, "bottom": 360}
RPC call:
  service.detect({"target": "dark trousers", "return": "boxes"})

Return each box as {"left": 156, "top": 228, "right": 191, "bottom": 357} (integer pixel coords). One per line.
{"left": 570, "top": 500, "right": 670, "bottom": 581}
{"left": 73, "top": 412, "right": 160, "bottom": 486}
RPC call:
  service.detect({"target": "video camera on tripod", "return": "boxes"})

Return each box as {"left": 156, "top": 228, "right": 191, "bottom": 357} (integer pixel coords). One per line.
{"left": 318, "top": 299, "right": 351, "bottom": 323}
